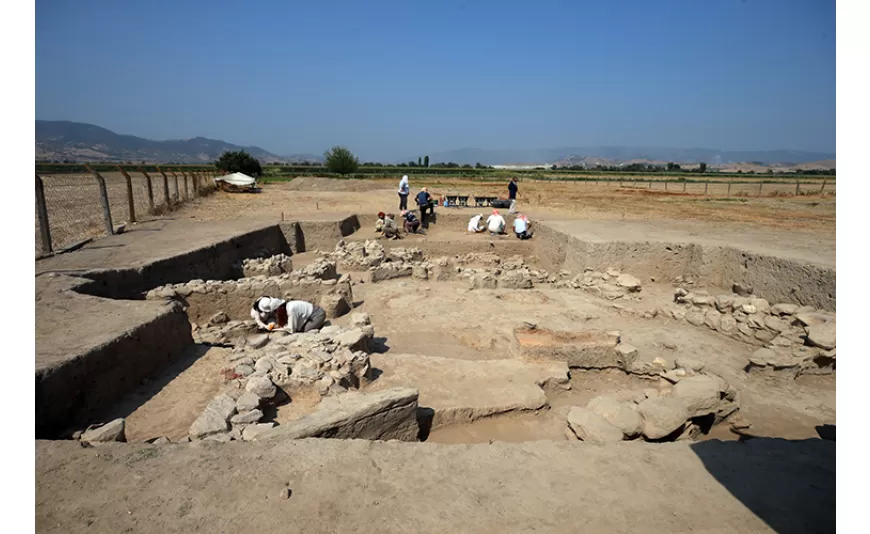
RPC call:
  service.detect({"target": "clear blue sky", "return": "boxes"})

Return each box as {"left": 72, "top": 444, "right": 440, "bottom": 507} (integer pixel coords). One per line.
{"left": 36, "top": 0, "right": 835, "bottom": 160}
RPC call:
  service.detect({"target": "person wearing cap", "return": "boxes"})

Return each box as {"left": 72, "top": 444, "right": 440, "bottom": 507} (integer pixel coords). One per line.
{"left": 251, "top": 296, "right": 326, "bottom": 333}
{"left": 513, "top": 213, "right": 533, "bottom": 240}
{"left": 415, "top": 187, "right": 433, "bottom": 225}
{"left": 375, "top": 211, "right": 386, "bottom": 232}
{"left": 401, "top": 209, "right": 420, "bottom": 233}
{"left": 398, "top": 175, "right": 410, "bottom": 210}
{"left": 467, "top": 213, "right": 485, "bottom": 233}
{"left": 486, "top": 209, "right": 506, "bottom": 235}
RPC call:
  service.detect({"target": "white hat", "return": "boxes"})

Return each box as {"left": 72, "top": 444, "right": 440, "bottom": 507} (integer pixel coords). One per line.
{"left": 402, "top": 175, "right": 408, "bottom": 180}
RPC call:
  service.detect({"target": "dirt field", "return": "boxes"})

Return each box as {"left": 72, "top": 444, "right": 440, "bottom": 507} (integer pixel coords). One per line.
{"left": 35, "top": 176, "right": 836, "bottom": 532}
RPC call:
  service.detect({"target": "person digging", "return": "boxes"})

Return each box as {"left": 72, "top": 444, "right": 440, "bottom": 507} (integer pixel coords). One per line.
{"left": 251, "top": 296, "right": 326, "bottom": 333}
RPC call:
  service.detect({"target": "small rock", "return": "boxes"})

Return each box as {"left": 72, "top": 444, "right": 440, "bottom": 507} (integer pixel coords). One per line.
{"left": 605, "top": 268, "right": 621, "bottom": 278}
{"left": 523, "top": 321, "right": 538, "bottom": 330}
{"left": 81, "top": 418, "right": 126, "bottom": 444}
{"left": 615, "top": 343, "right": 639, "bottom": 365}
{"left": 764, "top": 316, "right": 788, "bottom": 332}
{"left": 615, "top": 273, "right": 642, "bottom": 292}
{"left": 686, "top": 311, "right": 705, "bottom": 327}
{"left": 732, "top": 283, "right": 753, "bottom": 297}
{"left": 637, "top": 397, "right": 690, "bottom": 440}
{"left": 242, "top": 422, "right": 276, "bottom": 441}
{"left": 567, "top": 407, "right": 624, "bottom": 444}
{"left": 231, "top": 409, "right": 264, "bottom": 424}
{"left": 320, "top": 294, "right": 351, "bottom": 318}
{"left": 740, "top": 303, "right": 757, "bottom": 314}
{"left": 254, "top": 358, "right": 273, "bottom": 373}
{"left": 671, "top": 375, "right": 723, "bottom": 418}
{"left": 771, "top": 303, "right": 799, "bottom": 316}
{"left": 586, "top": 396, "right": 643, "bottom": 438}
{"left": 245, "top": 376, "right": 277, "bottom": 399}
{"left": 754, "top": 330, "right": 776, "bottom": 343}
{"left": 714, "top": 295, "right": 734, "bottom": 313}
{"left": 719, "top": 314, "right": 737, "bottom": 333}
{"left": 333, "top": 328, "right": 368, "bottom": 351}
{"left": 795, "top": 312, "right": 832, "bottom": 327}
{"left": 350, "top": 313, "right": 372, "bottom": 328}
{"left": 190, "top": 395, "right": 237, "bottom": 439}
{"left": 247, "top": 334, "right": 270, "bottom": 349}
{"left": 806, "top": 322, "right": 836, "bottom": 350}
{"left": 236, "top": 392, "right": 261, "bottom": 412}
{"left": 207, "top": 312, "right": 230, "bottom": 326}
{"left": 675, "top": 358, "right": 705, "bottom": 372}
{"left": 152, "top": 437, "right": 171, "bottom": 445}
{"left": 235, "top": 364, "right": 255, "bottom": 376}
{"left": 280, "top": 487, "right": 291, "bottom": 500}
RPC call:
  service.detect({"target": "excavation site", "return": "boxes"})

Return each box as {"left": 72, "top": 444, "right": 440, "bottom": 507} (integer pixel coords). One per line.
{"left": 35, "top": 182, "right": 836, "bottom": 533}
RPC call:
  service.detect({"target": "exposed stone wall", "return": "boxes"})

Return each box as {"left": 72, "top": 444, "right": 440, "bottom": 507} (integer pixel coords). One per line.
{"left": 144, "top": 259, "right": 353, "bottom": 324}
{"left": 665, "top": 287, "right": 836, "bottom": 377}
{"left": 532, "top": 223, "right": 836, "bottom": 311}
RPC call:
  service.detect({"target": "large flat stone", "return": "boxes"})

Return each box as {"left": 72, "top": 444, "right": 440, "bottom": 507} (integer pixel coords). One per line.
{"left": 367, "top": 353, "right": 568, "bottom": 430}
{"left": 259, "top": 387, "right": 419, "bottom": 441}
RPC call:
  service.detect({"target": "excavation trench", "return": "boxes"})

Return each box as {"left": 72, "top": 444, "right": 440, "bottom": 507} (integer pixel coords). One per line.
{"left": 36, "top": 214, "right": 836, "bottom": 446}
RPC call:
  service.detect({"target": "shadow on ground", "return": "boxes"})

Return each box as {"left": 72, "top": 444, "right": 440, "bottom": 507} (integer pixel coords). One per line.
{"left": 690, "top": 437, "right": 835, "bottom": 534}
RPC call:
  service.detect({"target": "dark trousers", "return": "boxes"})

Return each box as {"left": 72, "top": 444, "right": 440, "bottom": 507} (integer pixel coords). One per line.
{"left": 418, "top": 205, "right": 430, "bottom": 226}
{"left": 398, "top": 193, "right": 408, "bottom": 210}
{"left": 515, "top": 230, "right": 532, "bottom": 240}
{"left": 301, "top": 306, "right": 327, "bottom": 332}
{"left": 404, "top": 220, "right": 420, "bottom": 233}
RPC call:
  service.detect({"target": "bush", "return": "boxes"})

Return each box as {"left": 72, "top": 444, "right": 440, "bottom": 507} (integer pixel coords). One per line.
{"left": 215, "top": 150, "right": 263, "bottom": 176}
{"left": 324, "top": 146, "right": 359, "bottom": 174}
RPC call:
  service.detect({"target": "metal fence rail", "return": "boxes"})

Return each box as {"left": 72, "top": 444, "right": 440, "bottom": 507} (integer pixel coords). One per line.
{"left": 35, "top": 168, "right": 218, "bottom": 256}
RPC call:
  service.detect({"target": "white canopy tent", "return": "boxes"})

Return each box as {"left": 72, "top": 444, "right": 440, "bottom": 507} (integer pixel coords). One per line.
{"left": 213, "top": 172, "right": 258, "bottom": 191}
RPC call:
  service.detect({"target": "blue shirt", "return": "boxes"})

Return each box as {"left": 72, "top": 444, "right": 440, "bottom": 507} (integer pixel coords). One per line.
{"left": 508, "top": 181, "right": 518, "bottom": 199}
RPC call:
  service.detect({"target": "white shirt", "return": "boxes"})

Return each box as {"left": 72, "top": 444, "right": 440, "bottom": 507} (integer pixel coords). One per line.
{"left": 251, "top": 297, "right": 285, "bottom": 329}
{"left": 468, "top": 215, "right": 483, "bottom": 232}
{"left": 486, "top": 215, "right": 505, "bottom": 232}
{"left": 398, "top": 176, "right": 409, "bottom": 195}
{"left": 283, "top": 300, "right": 315, "bottom": 333}
{"left": 513, "top": 218, "right": 528, "bottom": 233}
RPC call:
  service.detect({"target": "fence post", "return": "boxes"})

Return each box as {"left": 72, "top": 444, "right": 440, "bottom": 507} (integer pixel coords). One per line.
{"left": 85, "top": 164, "right": 114, "bottom": 235}
{"left": 820, "top": 178, "right": 827, "bottom": 194}
{"left": 648, "top": 179, "right": 651, "bottom": 189}
{"left": 665, "top": 181, "right": 668, "bottom": 191}
{"left": 795, "top": 179, "right": 800, "bottom": 196}
{"left": 682, "top": 181, "right": 687, "bottom": 193}
{"left": 182, "top": 172, "right": 190, "bottom": 199}
{"left": 171, "top": 171, "right": 180, "bottom": 202}
{"left": 758, "top": 181, "right": 763, "bottom": 197}
{"left": 727, "top": 180, "right": 732, "bottom": 197}
{"left": 705, "top": 180, "right": 709, "bottom": 194}
{"left": 116, "top": 166, "right": 136, "bottom": 223}
{"left": 141, "top": 170, "right": 155, "bottom": 212}
{"left": 35, "top": 174, "right": 53, "bottom": 253}
{"left": 156, "top": 166, "right": 171, "bottom": 207}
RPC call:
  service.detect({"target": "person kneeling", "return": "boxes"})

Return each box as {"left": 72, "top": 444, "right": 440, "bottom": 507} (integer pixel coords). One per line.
{"left": 381, "top": 213, "right": 401, "bottom": 240}
{"left": 401, "top": 209, "right": 420, "bottom": 233}
{"left": 513, "top": 213, "right": 533, "bottom": 240}
{"left": 467, "top": 213, "right": 485, "bottom": 233}
{"left": 251, "top": 296, "right": 327, "bottom": 333}
{"left": 375, "top": 211, "right": 386, "bottom": 233}
{"left": 486, "top": 209, "right": 506, "bottom": 235}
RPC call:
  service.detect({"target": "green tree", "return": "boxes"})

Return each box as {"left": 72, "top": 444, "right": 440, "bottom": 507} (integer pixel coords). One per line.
{"left": 699, "top": 162, "right": 707, "bottom": 173}
{"left": 215, "top": 150, "right": 263, "bottom": 176}
{"left": 424, "top": 155, "right": 429, "bottom": 167}
{"left": 323, "top": 146, "right": 359, "bottom": 174}
{"left": 417, "top": 156, "right": 422, "bottom": 166}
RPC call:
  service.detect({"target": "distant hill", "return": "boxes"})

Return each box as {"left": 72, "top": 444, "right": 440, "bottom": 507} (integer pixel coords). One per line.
{"left": 419, "top": 146, "right": 835, "bottom": 167}
{"left": 35, "top": 121, "right": 287, "bottom": 164}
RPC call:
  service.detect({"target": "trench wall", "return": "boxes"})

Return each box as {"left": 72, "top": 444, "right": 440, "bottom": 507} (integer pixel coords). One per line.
{"left": 533, "top": 224, "right": 836, "bottom": 311}
{"left": 35, "top": 305, "right": 193, "bottom": 438}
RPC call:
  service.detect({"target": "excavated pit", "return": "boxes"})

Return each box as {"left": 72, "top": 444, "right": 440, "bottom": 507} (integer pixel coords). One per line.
{"left": 37, "top": 214, "right": 836, "bottom": 447}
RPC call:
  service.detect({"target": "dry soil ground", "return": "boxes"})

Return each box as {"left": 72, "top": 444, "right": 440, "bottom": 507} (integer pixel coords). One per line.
{"left": 35, "top": 176, "right": 836, "bottom": 533}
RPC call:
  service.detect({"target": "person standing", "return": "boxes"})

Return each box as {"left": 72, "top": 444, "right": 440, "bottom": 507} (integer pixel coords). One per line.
{"left": 398, "top": 175, "right": 410, "bottom": 210}
{"left": 415, "top": 187, "right": 432, "bottom": 225}
{"left": 508, "top": 177, "right": 519, "bottom": 213}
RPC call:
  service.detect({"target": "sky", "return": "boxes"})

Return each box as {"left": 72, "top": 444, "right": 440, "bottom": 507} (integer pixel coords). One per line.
{"left": 36, "top": 0, "right": 836, "bottom": 161}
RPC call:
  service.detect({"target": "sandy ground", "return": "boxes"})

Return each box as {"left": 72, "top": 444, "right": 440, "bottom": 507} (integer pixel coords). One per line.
{"left": 36, "top": 437, "right": 835, "bottom": 533}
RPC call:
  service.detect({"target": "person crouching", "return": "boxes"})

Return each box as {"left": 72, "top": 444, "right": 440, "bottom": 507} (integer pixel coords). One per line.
{"left": 401, "top": 209, "right": 420, "bottom": 233}
{"left": 382, "top": 213, "right": 400, "bottom": 240}
{"left": 375, "top": 211, "right": 386, "bottom": 232}
{"left": 513, "top": 213, "right": 533, "bottom": 240}
{"left": 251, "top": 296, "right": 327, "bottom": 333}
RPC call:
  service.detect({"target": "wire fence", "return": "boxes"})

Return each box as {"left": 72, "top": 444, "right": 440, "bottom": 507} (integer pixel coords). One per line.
{"left": 35, "top": 168, "right": 218, "bottom": 257}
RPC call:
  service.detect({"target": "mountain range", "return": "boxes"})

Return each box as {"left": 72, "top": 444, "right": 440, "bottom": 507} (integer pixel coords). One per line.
{"left": 35, "top": 120, "right": 834, "bottom": 168}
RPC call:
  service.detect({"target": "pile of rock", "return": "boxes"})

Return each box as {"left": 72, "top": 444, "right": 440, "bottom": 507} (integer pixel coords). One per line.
{"left": 666, "top": 285, "right": 836, "bottom": 377}
{"left": 188, "top": 313, "right": 376, "bottom": 442}
{"left": 237, "top": 253, "right": 294, "bottom": 277}
{"left": 566, "top": 267, "right": 643, "bottom": 300}
{"left": 566, "top": 372, "right": 739, "bottom": 443}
